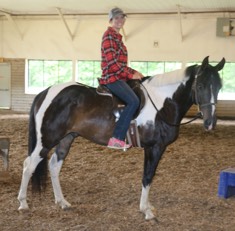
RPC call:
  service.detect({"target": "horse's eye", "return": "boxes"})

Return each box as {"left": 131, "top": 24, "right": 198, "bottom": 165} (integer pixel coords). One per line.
{"left": 197, "top": 84, "right": 203, "bottom": 90}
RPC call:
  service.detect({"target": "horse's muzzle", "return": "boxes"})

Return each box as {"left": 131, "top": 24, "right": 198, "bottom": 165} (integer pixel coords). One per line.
{"left": 204, "top": 117, "right": 217, "bottom": 131}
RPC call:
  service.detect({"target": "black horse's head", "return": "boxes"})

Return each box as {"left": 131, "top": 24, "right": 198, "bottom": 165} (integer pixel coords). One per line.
{"left": 193, "top": 56, "right": 225, "bottom": 131}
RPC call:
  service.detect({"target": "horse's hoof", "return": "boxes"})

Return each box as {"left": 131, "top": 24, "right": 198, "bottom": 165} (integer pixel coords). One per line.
{"left": 62, "top": 206, "right": 73, "bottom": 211}
{"left": 18, "top": 201, "right": 29, "bottom": 211}
{"left": 144, "top": 208, "right": 157, "bottom": 220}
{"left": 18, "top": 206, "right": 29, "bottom": 212}
{"left": 145, "top": 213, "right": 156, "bottom": 220}
{"left": 56, "top": 200, "right": 71, "bottom": 210}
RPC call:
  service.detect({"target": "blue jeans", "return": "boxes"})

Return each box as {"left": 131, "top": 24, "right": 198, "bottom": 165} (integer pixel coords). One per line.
{"left": 106, "top": 80, "right": 140, "bottom": 141}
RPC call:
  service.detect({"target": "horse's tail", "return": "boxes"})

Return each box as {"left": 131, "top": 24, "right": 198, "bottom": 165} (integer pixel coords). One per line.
{"left": 28, "top": 90, "right": 49, "bottom": 193}
{"left": 32, "top": 152, "right": 48, "bottom": 193}
{"left": 28, "top": 95, "right": 38, "bottom": 156}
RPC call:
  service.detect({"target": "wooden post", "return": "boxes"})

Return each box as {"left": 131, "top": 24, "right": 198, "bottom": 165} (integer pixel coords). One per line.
{"left": 0, "top": 138, "right": 10, "bottom": 171}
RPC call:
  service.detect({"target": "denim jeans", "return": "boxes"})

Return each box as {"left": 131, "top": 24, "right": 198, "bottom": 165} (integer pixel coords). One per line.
{"left": 106, "top": 80, "right": 140, "bottom": 141}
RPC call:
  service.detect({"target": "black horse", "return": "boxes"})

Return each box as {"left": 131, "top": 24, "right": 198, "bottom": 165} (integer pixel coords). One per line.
{"left": 18, "top": 56, "right": 225, "bottom": 220}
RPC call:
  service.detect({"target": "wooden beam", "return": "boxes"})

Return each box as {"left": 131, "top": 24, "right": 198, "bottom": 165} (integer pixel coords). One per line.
{"left": 56, "top": 8, "right": 73, "bottom": 40}
{"left": 177, "top": 5, "right": 183, "bottom": 41}
{"left": 0, "top": 9, "right": 23, "bottom": 40}
{"left": 121, "top": 27, "right": 127, "bottom": 41}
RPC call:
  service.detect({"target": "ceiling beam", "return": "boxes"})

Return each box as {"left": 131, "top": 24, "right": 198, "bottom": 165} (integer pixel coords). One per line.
{"left": 0, "top": 9, "right": 23, "bottom": 40}
{"left": 1, "top": 10, "right": 235, "bottom": 17}
{"left": 121, "top": 27, "right": 127, "bottom": 41}
{"left": 177, "top": 5, "right": 183, "bottom": 41}
{"left": 56, "top": 8, "right": 73, "bottom": 40}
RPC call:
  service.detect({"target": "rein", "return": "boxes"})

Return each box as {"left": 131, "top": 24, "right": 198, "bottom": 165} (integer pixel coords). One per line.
{"left": 140, "top": 81, "right": 203, "bottom": 127}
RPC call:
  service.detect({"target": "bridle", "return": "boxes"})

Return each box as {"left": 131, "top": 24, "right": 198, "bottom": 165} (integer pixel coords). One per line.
{"left": 192, "top": 72, "right": 216, "bottom": 109}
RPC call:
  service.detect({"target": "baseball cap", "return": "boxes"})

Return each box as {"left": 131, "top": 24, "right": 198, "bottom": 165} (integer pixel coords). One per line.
{"left": 109, "top": 7, "right": 127, "bottom": 21}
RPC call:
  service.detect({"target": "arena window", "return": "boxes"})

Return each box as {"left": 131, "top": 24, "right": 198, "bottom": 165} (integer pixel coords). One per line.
{"left": 218, "top": 62, "right": 235, "bottom": 100}
{"left": 26, "top": 60, "right": 73, "bottom": 94}
{"left": 76, "top": 61, "right": 182, "bottom": 87}
{"left": 27, "top": 59, "right": 234, "bottom": 100}
{"left": 76, "top": 60, "right": 101, "bottom": 87}
{"left": 130, "top": 61, "right": 182, "bottom": 76}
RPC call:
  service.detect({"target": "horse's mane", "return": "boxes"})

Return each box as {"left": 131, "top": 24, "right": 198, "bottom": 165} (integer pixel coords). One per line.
{"left": 146, "top": 68, "right": 189, "bottom": 87}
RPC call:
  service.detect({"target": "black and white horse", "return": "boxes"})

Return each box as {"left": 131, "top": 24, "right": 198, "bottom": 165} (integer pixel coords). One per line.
{"left": 18, "top": 56, "right": 225, "bottom": 220}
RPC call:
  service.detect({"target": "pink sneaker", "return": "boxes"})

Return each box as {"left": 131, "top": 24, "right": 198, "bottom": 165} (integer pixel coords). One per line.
{"left": 107, "top": 137, "right": 131, "bottom": 150}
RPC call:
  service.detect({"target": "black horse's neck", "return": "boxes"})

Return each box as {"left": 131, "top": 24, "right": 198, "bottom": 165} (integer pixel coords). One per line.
{"left": 170, "top": 65, "right": 198, "bottom": 121}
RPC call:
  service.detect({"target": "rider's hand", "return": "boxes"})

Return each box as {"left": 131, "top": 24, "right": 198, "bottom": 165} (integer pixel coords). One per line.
{"left": 132, "top": 71, "right": 144, "bottom": 80}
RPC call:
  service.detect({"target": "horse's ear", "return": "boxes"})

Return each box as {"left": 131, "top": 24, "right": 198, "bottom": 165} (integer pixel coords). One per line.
{"left": 201, "top": 56, "right": 209, "bottom": 70}
{"left": 215, "top": 57, "right": 226, "bottom": 71}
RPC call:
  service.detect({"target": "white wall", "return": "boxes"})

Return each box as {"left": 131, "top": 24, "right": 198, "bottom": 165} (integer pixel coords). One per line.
{"left": 0, "top": 13, "right": 234, "bottom": 62}
{"left": 0, "top": 13, "right": 234, "bottom": 115}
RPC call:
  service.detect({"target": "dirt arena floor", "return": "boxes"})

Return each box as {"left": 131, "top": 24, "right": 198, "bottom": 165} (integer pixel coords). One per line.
{"left": 0, "top": 113, "right": 235, "bottom": 231}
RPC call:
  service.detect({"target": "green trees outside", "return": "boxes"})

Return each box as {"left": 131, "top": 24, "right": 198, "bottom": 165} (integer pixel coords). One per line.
{"left": 130, "top": 61, "right": 181, "bottom": 76}
{"left": 27, "top": 60, "right": 234, "bottom": 98}
{"left": 28, "top": 60, "right": 72, "bottom": 88}
{"left": 220, "top": 62, "right": 235, "bottom": 93}
{"left": 77, "top": 61, "right": 101, "bottom": 87}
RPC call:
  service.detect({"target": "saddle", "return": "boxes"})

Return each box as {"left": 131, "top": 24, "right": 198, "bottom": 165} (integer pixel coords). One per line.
{"left": 96, "top": 80, "right": 145, "bottom": 147}
{"left": 96, "top": 80, "right": 145, "bottom": 119}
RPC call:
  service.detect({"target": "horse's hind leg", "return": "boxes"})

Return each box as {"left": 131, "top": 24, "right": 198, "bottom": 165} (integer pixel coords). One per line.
{"left": 18, "top": 147, "right": 44, "bottom": 210}
{"left": 49, "top": 133, "right": 77, "bottom": 209}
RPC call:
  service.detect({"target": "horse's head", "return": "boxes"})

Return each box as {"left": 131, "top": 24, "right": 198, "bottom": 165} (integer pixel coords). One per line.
{"left": 193, "top": 56, "right": 225, "bottom": 131}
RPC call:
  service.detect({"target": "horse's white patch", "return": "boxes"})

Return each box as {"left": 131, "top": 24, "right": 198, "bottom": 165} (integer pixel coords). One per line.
{"left": 140, "top": 185, "right": 150, "bottom": 210}
{"left": 136, "top": 68, "right": 189, "bottom": 127}
{"left": 35, "top": 82, "right": 78, "bottom": 145}
{"left": 210, "top": 84, "right": 215, "bottom": 116}
{"left": 151, "top": 69, "right": 187, "bottom": 87}
{"left": 136, "top": 98, "right": 156, "bottom": 126}
{"left": 137, "top": 79, "right": 185, "bottom": 126}
{"left": 140, "top": 184, "right": 156, "bottom": 220}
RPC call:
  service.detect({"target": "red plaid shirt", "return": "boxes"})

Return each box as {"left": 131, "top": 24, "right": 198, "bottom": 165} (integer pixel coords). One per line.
{"left": 99, "top": 27, "right": 136, "bottom": 85}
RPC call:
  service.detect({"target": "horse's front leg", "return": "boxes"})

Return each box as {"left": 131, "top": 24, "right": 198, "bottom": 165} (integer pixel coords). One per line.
{"left": 49, "top": 134, "right": 76, "bottom": 209}
{"left": 140, "top": 145, "right": 165, "bottom": 220}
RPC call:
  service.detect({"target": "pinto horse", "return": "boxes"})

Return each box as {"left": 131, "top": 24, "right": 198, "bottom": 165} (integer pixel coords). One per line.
{"left": 18, "top": 56, "right": 225, "bottom": 220}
